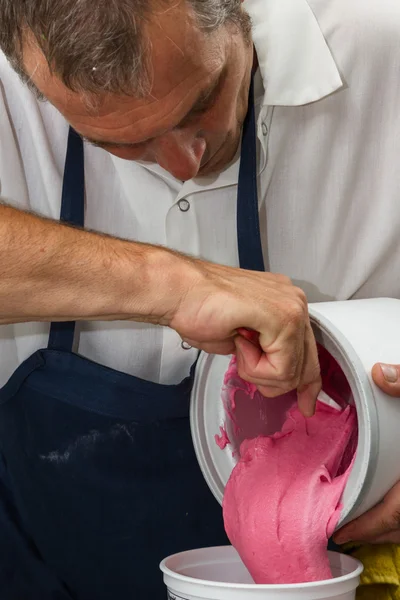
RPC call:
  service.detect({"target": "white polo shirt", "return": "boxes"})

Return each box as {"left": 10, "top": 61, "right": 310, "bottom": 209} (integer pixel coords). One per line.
{"left": 1, "top": 0, "right": 400, "bottom": 387}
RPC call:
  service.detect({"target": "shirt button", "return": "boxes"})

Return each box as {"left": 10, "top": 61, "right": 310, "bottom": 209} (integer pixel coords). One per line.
{"left": 261, "top": 122, "right": 268, "bottom": 136}
{"left": 177, "top": 199, "right": 190, "bottom": 212}
{"left": 181, "top": 340, "right": 192, "bottom": 350}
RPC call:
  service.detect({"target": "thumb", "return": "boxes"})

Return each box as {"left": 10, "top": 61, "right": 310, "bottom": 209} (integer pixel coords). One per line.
{"left": 234, "top": 335, "right": 263, "bottom": 375}
{"left": 372, "top": 363, "right": 400, "bottom": 397}
{"left": 334, "top": 481, "right": 400, "bottom": 544}
{"left": 334, "top": 502, "right": 392, "bottom": 544}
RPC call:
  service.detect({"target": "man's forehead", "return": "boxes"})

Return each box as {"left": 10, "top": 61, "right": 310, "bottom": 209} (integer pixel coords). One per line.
{"left": 82, "top": 67, "right": 226, "bottom": 148}
{"left": 70, "top": 61, "right": 224, "bottom": 144}
{"left": 23, "top": 1, "right": 224, "bottom": 114}
{"left": 21, "top": 3, "right": 229, "bottom": 147}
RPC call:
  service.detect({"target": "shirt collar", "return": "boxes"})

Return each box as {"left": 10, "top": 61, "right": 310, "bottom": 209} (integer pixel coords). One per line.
{"left": 245, "top": 0, "right": 343, "bottom": 106}
{"left": 135, "top": 0, "right": 343, "bottom": 189}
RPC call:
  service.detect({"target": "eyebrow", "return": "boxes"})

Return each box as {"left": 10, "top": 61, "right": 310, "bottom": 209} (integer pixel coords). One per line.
{"left": 81, "top": 69, "right": 225, "bottom": 150}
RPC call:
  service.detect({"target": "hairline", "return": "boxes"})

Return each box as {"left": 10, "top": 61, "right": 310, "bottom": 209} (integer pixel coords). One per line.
{"left": 11, "top": 4, "right": 251, "bottom": 103}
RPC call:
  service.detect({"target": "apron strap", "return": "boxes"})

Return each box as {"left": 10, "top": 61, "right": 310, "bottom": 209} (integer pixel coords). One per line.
{"left": 48, "top": 128, "right": 85, "bottom": 351}
{"left": 237, "top": 77, "right": 265, "bottom": 272}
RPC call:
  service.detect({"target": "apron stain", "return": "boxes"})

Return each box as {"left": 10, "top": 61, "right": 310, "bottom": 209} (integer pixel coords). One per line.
{"left": 39, "top": 430, "right": 101, "bottom": 463}
{"left": 39, "top": 424, "right": 136, "bottom": 463}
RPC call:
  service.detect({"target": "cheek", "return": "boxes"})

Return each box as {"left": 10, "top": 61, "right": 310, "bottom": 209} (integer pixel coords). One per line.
{"left": 202, "top": 75, "right": 248, "bottom": 133}
{"left": 201, "top": 96, "right": 240, "bottom": 134}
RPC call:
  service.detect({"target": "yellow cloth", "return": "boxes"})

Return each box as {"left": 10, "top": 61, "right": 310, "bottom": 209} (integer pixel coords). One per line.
{"left": 344, "top": 543, "right": 400, "bottom": 600}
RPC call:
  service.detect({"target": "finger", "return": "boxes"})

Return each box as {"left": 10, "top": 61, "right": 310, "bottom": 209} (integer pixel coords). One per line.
{"left": 242, "top": 309, "right": 305, "bottom": 384}
{"left": 257, "top": 384, "right": 297, "bottom": 398}
{"left": 296, "top": 322, "right": 321, "bottom": 417}
{"left": 333, "top": 506, "right": 390, "bottom": 545}
{"left": 258, "top": 319, "right": 304, "bottom": 386}
{"left": 372, "top": 363, "right": 400, "bottom": 397}
{"left": 297, "top": 379, "right": 321, "bottom": 417}
{"left": 236, "top": 329, "right": 299, "bottom": 392}
{"left": 237, "top": 327, "right": 260, "bottom": 346}
{"left": 333, "top": 481, "right": 400, "bottom": 544}
{"left": 233, "top": 360, "right": 297, "bottom": 390}
{"left": 234, "top": 336, "right": 300, "bottom": 390}
{"left": 367, "top": 530, "right": 400, "bottom": 544}
{"left": 235, "top": 335, "right": 266, "bottom": 377}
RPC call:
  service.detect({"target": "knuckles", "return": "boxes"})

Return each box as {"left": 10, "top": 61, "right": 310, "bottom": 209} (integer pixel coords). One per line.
{"left": 278, "top": 298, "right": 307, "bottom": 329}
{"left": 272, "top": 273, "right": 292, "bottom": 286}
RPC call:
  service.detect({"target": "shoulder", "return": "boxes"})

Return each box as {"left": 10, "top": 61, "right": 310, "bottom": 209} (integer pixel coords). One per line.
{"left": 0, "top": 56, "right": 29, "bottom": 207}
{"left": 308, "top": 0, "right": 400, "bottom": 59}
{"left": 0, "top": 51, "right": 38, "bottom": 134}
{"left": 306, "top": 0, "right": 400, "bottom": 101}
{"left": 0, "top": 50, "right": 26, "bottom": 102}
{"left": 0, "top": 50, "right": 14, "bottom": 83}
{"left": 308, "top": 0, "right": 400, "bottom": 30}
{"left": 0, "top": 51, "right": 68, "bottom": 213}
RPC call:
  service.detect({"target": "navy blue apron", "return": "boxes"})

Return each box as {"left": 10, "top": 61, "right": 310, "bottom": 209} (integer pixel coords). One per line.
{"left": 0, "top": 80, "right": 262, "bottom": 599}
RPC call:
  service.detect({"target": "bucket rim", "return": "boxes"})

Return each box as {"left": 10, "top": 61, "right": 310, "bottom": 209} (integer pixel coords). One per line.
{"left": 160, "top": 547, "right": 363, "bottom": 591}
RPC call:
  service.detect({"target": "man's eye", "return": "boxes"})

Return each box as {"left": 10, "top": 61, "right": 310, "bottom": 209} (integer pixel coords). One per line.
{"left": 178, "top": 103, "right": 211, "bottom": 128}
{"left": 176, "top": 70, "right": 226, "bottom": 129}
{"left": 192, "top": 100, "right": 213, "bottom": 115}
{"left": 178, "top": 96, "right": 216, "bottom": 129}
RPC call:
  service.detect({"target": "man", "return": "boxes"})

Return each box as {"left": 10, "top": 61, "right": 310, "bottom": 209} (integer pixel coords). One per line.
{"left": 0, "top": 0, "right": 399, "bottom": 597}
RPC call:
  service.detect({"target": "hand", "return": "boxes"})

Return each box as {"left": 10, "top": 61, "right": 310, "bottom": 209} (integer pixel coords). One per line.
{"left": 169, "top": 259, "right": 321, "bottom": 416}
{"left": 334, "top": 481, "right": 400, "bottom": 545}
{"left": 334, "top": 362, "right": 400, "bottom": 544}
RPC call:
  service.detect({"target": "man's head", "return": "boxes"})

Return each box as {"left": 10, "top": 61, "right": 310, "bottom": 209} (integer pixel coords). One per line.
{"left": 0, "top": 0, "right": 253, "bottom": 180}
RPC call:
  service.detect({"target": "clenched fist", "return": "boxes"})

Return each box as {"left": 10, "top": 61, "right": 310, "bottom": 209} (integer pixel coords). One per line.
{"left": 169, "top": 259, "right": 321, "bottom": 416}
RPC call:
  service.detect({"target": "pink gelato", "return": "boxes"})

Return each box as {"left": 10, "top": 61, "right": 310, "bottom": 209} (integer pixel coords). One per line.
{"left": 220, "top": 356, "right": 357, "bottom": 584}
{"left": 215, "top": 426, "right": 230, "bottom": 450}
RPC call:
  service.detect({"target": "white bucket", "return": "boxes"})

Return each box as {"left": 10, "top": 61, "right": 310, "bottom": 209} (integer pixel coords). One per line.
{"left": 190, "top": 298, "right": 400, "bottom": 526}
{"left": 160, "top": 546, "right": 363, "bottom": 600}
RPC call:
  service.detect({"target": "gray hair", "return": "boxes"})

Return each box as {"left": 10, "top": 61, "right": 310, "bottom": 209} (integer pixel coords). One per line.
{"left": 0, "top": 0, "right": 251, "bottom": 98}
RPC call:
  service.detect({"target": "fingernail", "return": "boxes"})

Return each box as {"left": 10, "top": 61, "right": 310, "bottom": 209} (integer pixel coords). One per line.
{"left": 380, "top": 364, "right": 399, "bottom": 383}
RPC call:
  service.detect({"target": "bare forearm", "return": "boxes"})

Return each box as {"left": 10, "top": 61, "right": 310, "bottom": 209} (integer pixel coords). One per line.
{"left": 0, "top": 206, "right": 324, "bottom": 413}
{"left": 0, "top": 204, "right": 188, "bottom": 325}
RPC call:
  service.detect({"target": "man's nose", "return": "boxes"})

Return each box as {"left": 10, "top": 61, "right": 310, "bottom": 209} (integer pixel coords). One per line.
{"left": 152, "top": 130, "right": 207, "bottom": 180}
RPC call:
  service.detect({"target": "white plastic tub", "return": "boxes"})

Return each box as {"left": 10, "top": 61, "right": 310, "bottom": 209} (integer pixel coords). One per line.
{"left": 160, "top": 546, "right": 363, "bottom": 600}
{"left": 190, "top": 298, "right": 400, "bottom": 526}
